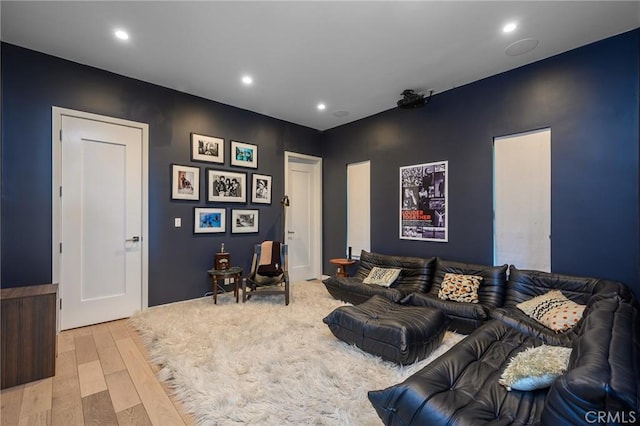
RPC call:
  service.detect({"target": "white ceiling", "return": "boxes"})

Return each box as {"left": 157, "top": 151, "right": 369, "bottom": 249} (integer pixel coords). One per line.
{"left": 1, "top": 1, "right": 638, "bottom": 131}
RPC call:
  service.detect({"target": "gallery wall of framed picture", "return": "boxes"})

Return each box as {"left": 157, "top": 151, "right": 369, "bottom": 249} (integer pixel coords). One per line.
{"left": 173, "top": 132, "right": 274, "bottom": 235}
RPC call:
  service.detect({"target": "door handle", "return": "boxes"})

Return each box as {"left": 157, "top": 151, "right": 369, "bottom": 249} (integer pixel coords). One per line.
{"left": 126, "top": 236, "right": 140, "bottom": 242}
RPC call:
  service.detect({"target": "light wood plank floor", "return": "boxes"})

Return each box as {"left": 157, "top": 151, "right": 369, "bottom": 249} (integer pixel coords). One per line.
{"left": 1, "top": 319, "right": 195, "bottom": 426}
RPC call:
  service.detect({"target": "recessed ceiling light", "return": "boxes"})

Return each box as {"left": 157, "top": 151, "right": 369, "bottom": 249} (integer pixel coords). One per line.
{"left": 317, "top": 103, "right": 326, "bottom": 111}
{"left": 503, "top": 22, "right": 517, "bottom": 33}
{"left": 114, "top": 29, "right": 129, "bottom": 41}
{"left": 242, "top": 75, "right": 253, "bottom": 85}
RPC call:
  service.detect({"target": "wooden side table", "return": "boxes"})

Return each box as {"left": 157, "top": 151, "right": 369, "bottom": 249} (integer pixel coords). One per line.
{"left": 330, "top": 258, "right": 356, "bottom": 277}
{"left": 207, "top": 266, "right": 243, "bottom": 304}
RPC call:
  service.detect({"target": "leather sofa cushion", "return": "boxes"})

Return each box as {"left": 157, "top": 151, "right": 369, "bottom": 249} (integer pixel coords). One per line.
{"left": 323, "top": 295, "right": 450, "bottom": 365}
{"left": 368, "top": 320, "right": 548, "bottom": 425}
{"left": 355, "top": 251, "right": 435, "bottom": 295}
{"left": 402, "top": 292, "right": 488, "bottom": 335}
{"left": 491, "top": 308, "right": 577, "bottom": 347}
{"left": 504, "top": 266, "right": 630, "bottom": 307}
{"left": 322, "top": 276, "right": 406, "bottom": 304}
{"left": 429, "top": 258, "right": 508, "bottom": 308}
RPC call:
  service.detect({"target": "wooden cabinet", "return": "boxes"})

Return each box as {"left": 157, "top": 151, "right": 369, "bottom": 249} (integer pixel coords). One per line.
{"left": 1, "top": 284, "right": 58, "bottom": 389}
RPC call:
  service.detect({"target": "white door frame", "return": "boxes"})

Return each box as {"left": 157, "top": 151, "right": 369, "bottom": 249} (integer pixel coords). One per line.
{"left": 284, "top": 151, "right": 322, "bottom": 280}
{"left": 52, "top": 107, "right": 149, "bottom": 325}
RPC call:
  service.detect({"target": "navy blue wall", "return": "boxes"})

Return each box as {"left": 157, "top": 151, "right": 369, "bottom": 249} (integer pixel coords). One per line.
{"left": 322, "top": 30, "right": 640, "bottom": 298}
{"left": 3, "top": 29, "right": 639, "bottom": 303}
{"left": 1, "top": 43, "right": 321, "bottom": 305}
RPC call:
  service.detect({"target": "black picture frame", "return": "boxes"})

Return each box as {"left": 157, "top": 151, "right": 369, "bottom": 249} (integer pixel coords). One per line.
{"left": 191, "top": 133, "right": 224, "bottom": 164}
{"left": 171, "top": 164, "right": 200, "bottom": 201}
{"left": 231, "top": 209, "right": 259, "bottom": 233}
{"left": 230, "top": 140, "right": 258, "bottom": 168}
{"left": 206, "top": 169, "right": 247, "bottom": 203}
{"left": 194, "top": 207, "right": 226, "bottom": 233}
{"left": 251, "top": 173, "right": 272, "bottom": 204}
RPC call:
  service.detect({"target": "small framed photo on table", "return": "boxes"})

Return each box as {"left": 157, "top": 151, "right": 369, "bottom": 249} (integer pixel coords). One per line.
{"left": 251, "top": 174, "right": 272, "bottom": 204}
{"left": 191, "top": 133, "right": 224, "bottom": 164}
{"left": 171, "top": 164, "right": 200, "bottom": 201}
{"left": 231, "top": 141, "right": 258, "bottom": 168}
{"left": 194, "top": 208, "right": 226, "bottom": 233}
{"left": 231, "top": 209, "right": 259, "bottom": 233}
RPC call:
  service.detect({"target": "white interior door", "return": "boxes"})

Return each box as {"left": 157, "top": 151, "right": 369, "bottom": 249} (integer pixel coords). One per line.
{"left": 347, "top": 161, "right": 371, "bottom": 259}
{"left": 59, "top": 115, "right": 144, "bottom": 329}
{"left": 285, "top": 152, "right": 322, "bottom": 282}
{"left": 494, "top": 128, "right": 551, "bottom": 271}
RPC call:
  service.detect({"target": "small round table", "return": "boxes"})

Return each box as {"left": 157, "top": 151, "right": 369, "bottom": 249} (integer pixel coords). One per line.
{"left": 207, "top": 266, "right": 243, "bottom": 304}
{"left": 330, "top": 258, "right": 356, "bottom": 277}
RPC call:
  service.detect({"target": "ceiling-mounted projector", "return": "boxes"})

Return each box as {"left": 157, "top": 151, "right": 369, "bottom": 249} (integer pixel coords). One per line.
{"left": 397, "top": 89, "right": 433, "bottom": 109}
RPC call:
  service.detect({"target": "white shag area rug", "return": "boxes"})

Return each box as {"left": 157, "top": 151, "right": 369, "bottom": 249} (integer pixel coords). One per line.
{"left": 130, "top": 281, "right": 464, "bottom": 425}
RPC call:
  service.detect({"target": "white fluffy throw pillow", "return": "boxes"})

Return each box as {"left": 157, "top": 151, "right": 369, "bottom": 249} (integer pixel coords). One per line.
{"left": 499, "top": 345, "right": 572, "bottom": 391}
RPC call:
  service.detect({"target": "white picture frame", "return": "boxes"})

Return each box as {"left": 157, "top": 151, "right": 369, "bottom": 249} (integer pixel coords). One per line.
{"left": 231, "top": 140, "right": 258, "bottom": 168}
{"left": 171, "top": 164, "right": 200, "bottom": 201}
{"left": 231, "top": 209, "right": 259, "bottom": 233}
{"left": 191, "top": 133, "right": 224, "bottom": 164}
{"left": 251, "top": 173, "right": 272, "bottom": 204}
{"left": 207, "top": 169, "right": 247, "bottom": 203}
{"left": 194, "top": 208, "right": 226, "bottom": 233}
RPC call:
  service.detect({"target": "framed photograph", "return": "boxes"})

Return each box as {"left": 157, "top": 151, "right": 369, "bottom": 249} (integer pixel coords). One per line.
{"left": 251, "top": 173, "right": 272, "bottom": 204}
{"left": 399, "top": 160, "right": 448, "bottom": 242}
{"left": 231, "top": 140, "right": 258, "bottom": 168}
{"left": 194, "top": 208, "right": 226, "bottom": 233}
{"left": 171, "top": 164, "right": 200, "bottom": 201}
{"left": 231, "top": 209, "right": 259, "bottom": 233}
{"left": 207, "top": 169, "right": 247, "bottom": 203}
{"left": 191, "top": 133, "right": 224, "bottom": 164}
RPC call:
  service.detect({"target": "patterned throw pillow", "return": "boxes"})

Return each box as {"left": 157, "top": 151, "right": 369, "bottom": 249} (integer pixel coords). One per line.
{"left": 362, "top": 267, "right": 402, "bottom": 287}
{"left": 437, "top": 273, "right": 482, "bottom": 303}
{"left": 499, "top": 345, "right": 573, "bottom": 391}
{"left": 516, "top": 290, "right": 586, "bottom": 332}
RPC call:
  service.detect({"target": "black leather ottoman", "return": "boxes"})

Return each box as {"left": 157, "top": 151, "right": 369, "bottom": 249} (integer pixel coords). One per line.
{"left": 323, "top": 295, "right": 450, "bottom": 364}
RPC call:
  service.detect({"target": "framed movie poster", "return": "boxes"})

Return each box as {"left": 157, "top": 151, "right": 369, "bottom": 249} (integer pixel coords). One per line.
{"left": 399, "top": 160, "right": 448, "bottom": 242}
{"left": 171, "top": 164, "right": 200, "bottom": 201}
{"left": 231, "top": 140, "right": 258, "bottom": 168}
{"left": 231, "top": 209, "right": 259, "bottom": 233}
{"left": 207, "top": 169, "right": 247, "bottom": 203}
{"left": 191, "top": 133, "right": 224, "bottom": 164}
{"left": 251, "top": 173, "right": 272, "bottom": 204}
{"left": 194, "top": 208, "right": 225, "bottom": 233}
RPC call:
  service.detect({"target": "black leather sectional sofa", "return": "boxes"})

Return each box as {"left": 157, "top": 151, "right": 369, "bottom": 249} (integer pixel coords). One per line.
{"left": 322, "top": 251, "right": 640, "bottom": 425}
